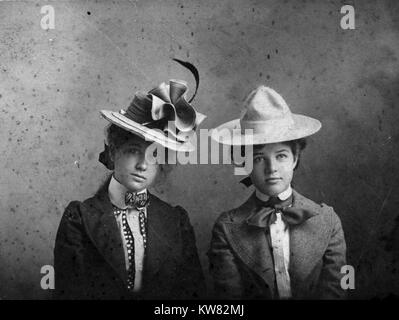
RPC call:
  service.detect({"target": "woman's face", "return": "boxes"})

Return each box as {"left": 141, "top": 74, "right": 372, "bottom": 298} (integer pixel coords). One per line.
{"left": 111, "top": 136, "right": 159, "bottom": 192}
{"left": 250, "top": 142, "right": 297, "bottom": 196}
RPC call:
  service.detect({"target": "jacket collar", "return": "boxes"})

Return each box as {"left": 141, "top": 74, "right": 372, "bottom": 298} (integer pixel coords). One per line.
{"left": 255, "top": 185, "right": 293, "bottom": 202}
{"left": 223, "top": 189, "right": 325, "bottom": 297}
{"left": 80, "top": 177, "right": 174, "bottom": 289}
{"left": 79, "top": 179, "right": 128, "bottom": 285}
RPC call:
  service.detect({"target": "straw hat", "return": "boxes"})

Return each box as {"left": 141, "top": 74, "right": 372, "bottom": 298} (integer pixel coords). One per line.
{"left": 101, "top": 79, "right": 205, "bottom": 152}
{"left": 211, "top": 86, "right": 321, "bottom": 145}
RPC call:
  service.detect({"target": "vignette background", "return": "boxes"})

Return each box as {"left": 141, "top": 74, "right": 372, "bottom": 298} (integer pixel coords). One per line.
{"left": 0, "top": 0, "right": 398, "bottom": 299}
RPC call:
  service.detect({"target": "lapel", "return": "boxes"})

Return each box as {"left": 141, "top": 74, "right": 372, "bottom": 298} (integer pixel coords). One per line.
{"left": 223, "top": 193, "right": 276, "bottom": 296}
{"left": 224, "top": 190, "right": 328, "bottom": 297}
{"left": 81, "top": 182, "right": 179, "bottom": 291}
{"left": 80, "top": 179, "right": 128, "bottom": 285}
{"left": 288, "top": 190, "right": 327, "bottom": 293}
{"left": 142, "top": 193, "right": 179, "bottom": 286}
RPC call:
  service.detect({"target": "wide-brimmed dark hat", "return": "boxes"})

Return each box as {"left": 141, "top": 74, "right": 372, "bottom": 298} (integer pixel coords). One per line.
{"left": 98, "top": 59, "right": 206, "bottom": 170}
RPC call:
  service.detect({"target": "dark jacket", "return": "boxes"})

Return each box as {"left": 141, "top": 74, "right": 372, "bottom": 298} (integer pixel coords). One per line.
{"left": 54, "top": 182, "right": 205, "bottom": 299}
{"left": 208, "top": 190, "right": 347, "bottom": 299}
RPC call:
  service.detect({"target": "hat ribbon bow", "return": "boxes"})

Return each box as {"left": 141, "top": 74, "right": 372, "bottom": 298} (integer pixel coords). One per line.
{"left": 122, "top": 80, "right": 205, "bottom": 143}
{"left": 148, "top": 80, "right": 205, "bottom": 140}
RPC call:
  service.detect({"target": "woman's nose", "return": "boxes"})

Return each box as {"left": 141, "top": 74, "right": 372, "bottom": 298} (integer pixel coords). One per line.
{"left": 264, "top": 158, "right": 277, "bottom": 174}
{"left": 135, "top": 155, "right": 148, "bottom": 171}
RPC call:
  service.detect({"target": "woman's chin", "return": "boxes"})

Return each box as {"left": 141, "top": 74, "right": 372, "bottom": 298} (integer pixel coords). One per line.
{"left": 257, "top": 185, "right": 285, "bottom": 197}
{"left": 125, "top": 181, "right": 148, "bottom": 192}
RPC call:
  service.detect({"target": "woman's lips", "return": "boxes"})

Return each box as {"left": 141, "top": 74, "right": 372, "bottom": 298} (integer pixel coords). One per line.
{"left": 131, "top": 173, "right": 146, "bottom": 182}
{"left": 265, "top": 177, "right": 281, "bottom": 183}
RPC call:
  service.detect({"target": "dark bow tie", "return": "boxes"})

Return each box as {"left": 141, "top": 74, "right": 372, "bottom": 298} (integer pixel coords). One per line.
{"left": 246, "top": 195, "right": 313, "bottom": 228}
{"left": 125, "top": 191, "right": 149, "bottom": 209}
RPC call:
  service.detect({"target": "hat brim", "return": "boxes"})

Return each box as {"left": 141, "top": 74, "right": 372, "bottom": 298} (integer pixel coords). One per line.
{"left": 100, "top": 110, "right": 195, "bottom": 152}
{"left": 211, "top": 114, "right": 321, "bottom": 145}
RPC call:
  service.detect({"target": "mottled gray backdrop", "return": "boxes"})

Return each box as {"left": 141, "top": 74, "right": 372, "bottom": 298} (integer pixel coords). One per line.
{"left": 0, "top": 0, "right": 398, "bottom": 299}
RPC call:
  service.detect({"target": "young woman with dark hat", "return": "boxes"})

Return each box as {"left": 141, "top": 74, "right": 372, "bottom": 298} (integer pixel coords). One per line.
{"left": 54, "top": 62, "right": 206, "bottom": 300}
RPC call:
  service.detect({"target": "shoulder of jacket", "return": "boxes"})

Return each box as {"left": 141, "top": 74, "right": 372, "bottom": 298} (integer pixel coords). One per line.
{"left": 149, "top": 193, "right": 188, "bottom": 219}
{"left": 214, "top": 207, "right": 242, "bottom": 225}
{"left": 62, "top": 200, "right": 85, "bottom": 221}
{"left": 320, "top": 202, "right": 335, "bottom": 213}
{"left": 214, "top": 194, "right": 257, "bottom": 225}
{"left": 293, "top": 190, "right": 341, "bottom": 227}
{"left": 66, "top": 192, "right": 105, "bottom": 218}
{"left": 319, "top": 202, "right": 342, "bottom": 226}
{"left": 294, "top": 190, "right": 335, "bottom": 215}
{"left": 306, "top": 199, "right": 341, "bottom": 232}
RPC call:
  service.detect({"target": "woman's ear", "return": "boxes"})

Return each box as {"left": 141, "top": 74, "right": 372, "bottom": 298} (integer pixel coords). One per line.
{"left": 292, "top": 152, "right": 299, "bottom": 170}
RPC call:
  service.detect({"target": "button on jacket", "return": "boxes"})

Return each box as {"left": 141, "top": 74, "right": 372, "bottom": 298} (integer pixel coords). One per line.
{"left": 208, "top": 189, "right": 347, "bottom": 300}
{"left": 54, "top": 179, "right": 205, "bottom": 300}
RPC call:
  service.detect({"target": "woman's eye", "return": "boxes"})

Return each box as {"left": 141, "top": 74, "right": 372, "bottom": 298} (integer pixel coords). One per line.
{"left": 126, "top": 148, "right": 140, "bottom": 154}
{"left": 254, "top": 157, "right": 264, "bottom": 163}
{"left": 276, "top": 153, "right": 287, "bottom": 160}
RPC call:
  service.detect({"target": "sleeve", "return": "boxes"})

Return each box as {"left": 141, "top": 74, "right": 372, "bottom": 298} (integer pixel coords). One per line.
{"left": 317, "top": 207, "right": 348, "bottom": 299}
{"left": 207, "top": 213, "right": 243, "bottom": 299}
{"left": 174, "top": 206, "right": 207, "bottom": 299}
{"left": 53, "top": 201, "right": 90, "bottom": 299}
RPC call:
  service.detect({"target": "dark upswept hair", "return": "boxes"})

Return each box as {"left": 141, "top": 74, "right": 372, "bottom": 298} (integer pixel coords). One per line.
{"left": 106, "top": 124, "right": 138, "bottom": 154}
{"left": 231, "top": 138, "right": 307, "bottom": 170}
{"left": 277, "top": 138, "right": 307, "bottom": 170}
